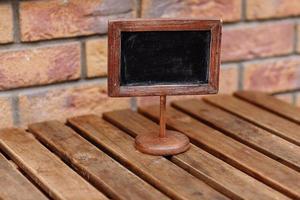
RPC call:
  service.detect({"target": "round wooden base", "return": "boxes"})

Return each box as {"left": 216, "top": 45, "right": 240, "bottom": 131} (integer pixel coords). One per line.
{"left": 135, "top": 130, "right": 190, "bottom": 156}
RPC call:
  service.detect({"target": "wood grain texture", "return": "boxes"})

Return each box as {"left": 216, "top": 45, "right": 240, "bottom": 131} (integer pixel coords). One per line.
{"left": 204, "top": 95, "right": 300, "bottom": 146}
{"left": 68, "top": 114, "right": 229, "bottom": 200}
{"left": 104, "top": 109, "right": 291, "bottom": 200}
{"left": 172, "top": 99, "right": 300, "bottom": 172}
{"left": 0, "top": 153, "right": 47, "bottom": 200}
{"left": 138, "top": 106, "right": 300, "bottom": 199}
{"left": 28, "top": 121, "right": 168, "bottom": 200}
{"left": 234, "top": 91, "right": 300, "bottom": 124}
{"left": 0, "top": 128, "right": 107, "bottom": 200}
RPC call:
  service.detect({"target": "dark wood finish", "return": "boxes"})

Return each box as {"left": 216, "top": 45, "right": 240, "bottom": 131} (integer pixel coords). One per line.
{"left": 108, "top": 19, "right": 222, "bottom": 96}
{"left": 235, "top": 91, "right": 300, "bottom": 124}
{"left": 138, "top": 105, "right": 300, "bottom": 199}
{"left": 204, "top": 95, "right": 300, "bottom": 146}
{"left": 108, "top": 19, "right": 221, "bottom": 155}
{"left": 104, "top": 109, "right": 291, "bottom": 200}
{"left": 172, "top": 99, "right": 300, "bottom": 171}
{"left": 68, "top": 115, "right": 229, "bottom": 200}
{"left": 28, "top": 121, "right": 168, "bottom": 200}
{"left": 0, "top": 153, "right": 47, "bottom": 200}
{"left": 0, "top": 128, "right": 107, "bottom": 200}
{"left": 135, "top": 95, "right": 190, "bottom": 155}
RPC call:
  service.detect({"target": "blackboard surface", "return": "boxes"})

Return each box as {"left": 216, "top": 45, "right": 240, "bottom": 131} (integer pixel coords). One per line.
{"left": 120, "top": 30, "right": 211, "bottom": 86}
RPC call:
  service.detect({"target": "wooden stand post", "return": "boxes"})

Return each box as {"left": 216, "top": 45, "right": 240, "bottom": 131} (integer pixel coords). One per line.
{"left": 135, "top": 96, "right": 190, "bottom": 156}
{"left": 159, "top": 95, "right": 166, "bottom": 138}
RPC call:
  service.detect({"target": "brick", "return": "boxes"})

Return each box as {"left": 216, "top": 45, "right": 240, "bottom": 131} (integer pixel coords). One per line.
{"left": 20, "top": 0, "right": 136, "bottom": 41}
{"left": 86, "top": 38, "right": 107, "bottom": 78}
{"left": 219, "top": 64, "right": 239, "bottom": 94}
{"left": 243, "top": 56, "right": 300, "bottom": 93}
{"left": 141, "top": 0, "right": 241, "bottom": 22}
{"left": 0, "top": 97, "right": 13, "bottom": 128}
{"left": 0, "top": 3, "right": 13, "bottom": 44}
{"left": 247, "top": 0, "right": 300, "bottom": 20}
{"left": 18, "top": 83, "right": 131, "bottom": 127}
{"left": 137, "top": 65, "right": 238, "bottom": 106}
{"left": 273, "top": 93, "right": 294, "bottom": 104}
{"left": 0, "top": 43, "right": 80, "bottom": 91}
{"left": 222, "top": 22, "right": 294, "bottom": 62}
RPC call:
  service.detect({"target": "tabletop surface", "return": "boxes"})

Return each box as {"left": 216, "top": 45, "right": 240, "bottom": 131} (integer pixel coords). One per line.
{"left": 0, "top": 91, "right": 299, "bottom": 200}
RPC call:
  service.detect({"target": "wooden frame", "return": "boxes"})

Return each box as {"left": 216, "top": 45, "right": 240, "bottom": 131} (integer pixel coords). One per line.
{"left": 108, "top": 19, "right": 222, "bottom": 97}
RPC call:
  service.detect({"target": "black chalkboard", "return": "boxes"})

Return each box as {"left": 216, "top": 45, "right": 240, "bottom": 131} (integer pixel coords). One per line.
{"left": 120, "top": 30, "right": 211, "bottom": 86}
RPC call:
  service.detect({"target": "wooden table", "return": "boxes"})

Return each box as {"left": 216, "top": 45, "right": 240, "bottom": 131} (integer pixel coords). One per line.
{"left": 0, "top": 91, "right": 299, "bottom": 200}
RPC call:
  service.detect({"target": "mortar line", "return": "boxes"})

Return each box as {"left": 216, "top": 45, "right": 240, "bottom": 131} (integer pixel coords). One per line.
{"left": 0, "top": 77, "right": 107, "bottom": 97}
{"left": 292, "top": 92, "right": 297, "bottom": 105}
{"left": 294, "top": 23, "right": 299, "bottom": 53}
{"left": 130, "top": 97, "right": 138, "bottom": 111}
{"left": 11, "top": 0, "right": 21, "bottom": 43}
{"left": 80, "top": 41, "right": 87, "bottom": 79}
{"left": 237, "top": 63, "right": 244, "bottom": 91}
{"left": 136, "top": 0, "right": 142, "bottom": 18}
{"left": 11, "top": 95, "right": 20, "bottom": 126}
{"left": 241, "top": 0, "right": 247, "bottom": 22}
{"left": 0, "top": 35, "right": 106, "bottom": 51}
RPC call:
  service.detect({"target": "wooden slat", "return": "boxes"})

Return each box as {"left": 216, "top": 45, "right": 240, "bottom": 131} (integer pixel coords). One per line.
{"left": 204, "top": 95, "right": 300, "bottom": 146}
{"left": 104, "top": 109, "right": 291, "bottom": 200}
{"left": 0, "top": 128, "right": 107, "bottom": 200}
{"left": 68, "top": 114, "right": 229, "bottom": 200}
{"left": 28, "top": 121, "right": 169, "bottom": 200}
{"left": 139, "top": 105, "right": 300, "bottom": 199}
{"left": 0, "top": 153, "right": 47, "bottom": 200}
{"left": 172, "top": 99, "right": 300, "bottom": 172}
{"left": 235, "top": 91, "right": 300, "bottom": 124}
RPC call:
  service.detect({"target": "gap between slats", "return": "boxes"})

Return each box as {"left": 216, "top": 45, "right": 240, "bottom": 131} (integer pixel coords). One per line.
{"left": 103, "top": 110, "right": 292, "bottom": 200}
{"left": 0, "top": 128, "right": 108, "bottom": 200}
{"left": 203, "top": 95, "right": 300, "bottom": 146}
{"left": 28, "top": 121, "right": 169, "bottom": 200}
{"left": 234, "top": 91, "right": 300, "bottom": 124}
{"left": 137, "top": 105, "right": 300, "bottom": 200}
{"left": 68, "top": 115, "right": 230, "bottom": 200}
{"left": 0, "top": 147, "right": 50, "bottom": 200}
{"left": 171, "top": 99, "right": 300, "bottom": 172}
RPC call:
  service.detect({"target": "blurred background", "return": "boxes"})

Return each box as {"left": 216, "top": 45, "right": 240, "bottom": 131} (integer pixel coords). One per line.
{"left": 0, "top": 0, "right": 299, "bottom": 128}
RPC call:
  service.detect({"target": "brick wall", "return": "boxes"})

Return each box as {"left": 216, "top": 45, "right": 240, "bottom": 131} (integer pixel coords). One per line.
{"left": 0, "top": 0, "right": 300, "bottom": 128}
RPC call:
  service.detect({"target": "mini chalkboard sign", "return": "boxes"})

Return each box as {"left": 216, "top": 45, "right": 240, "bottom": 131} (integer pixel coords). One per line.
{"left": 108, "top": 19, "right": 222, "bottom": 155}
